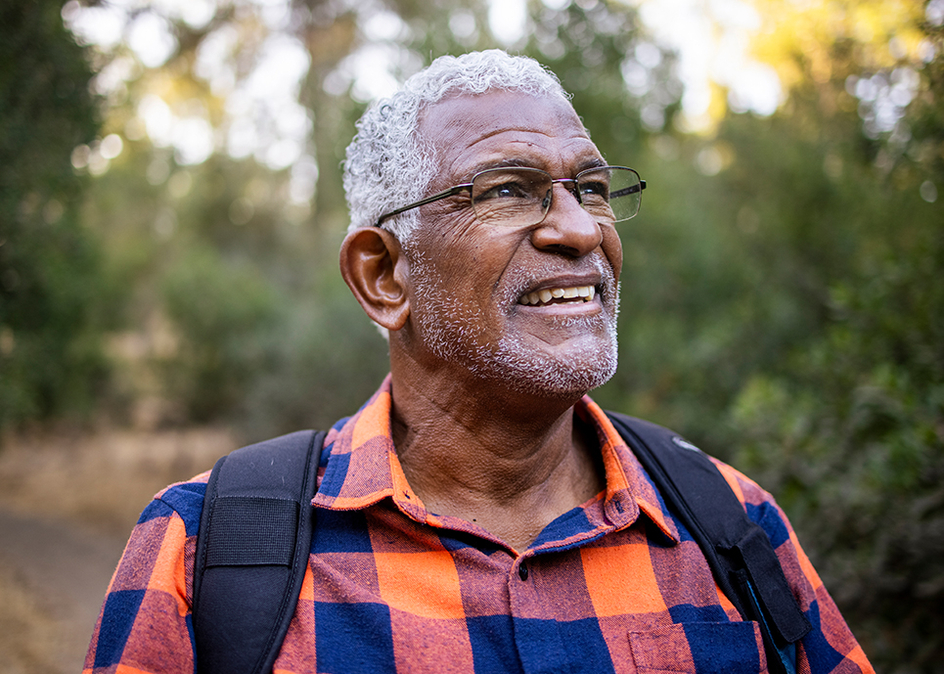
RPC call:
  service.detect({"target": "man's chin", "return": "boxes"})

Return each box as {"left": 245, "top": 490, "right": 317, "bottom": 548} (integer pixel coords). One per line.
{"left": 505, "top": 364, "right": 617, "bottom": 399}
{"left": 468, "top": 331, "right": 619, "bottom": 400}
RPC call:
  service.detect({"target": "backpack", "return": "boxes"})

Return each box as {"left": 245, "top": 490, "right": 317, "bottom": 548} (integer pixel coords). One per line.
{"left": 192, "top": 413, "right": 810, "bottom": 674}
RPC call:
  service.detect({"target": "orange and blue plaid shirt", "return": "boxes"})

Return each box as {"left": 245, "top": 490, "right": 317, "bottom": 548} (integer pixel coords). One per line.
{"left": 85, "top": 377, "right": 872, "bottom": 673}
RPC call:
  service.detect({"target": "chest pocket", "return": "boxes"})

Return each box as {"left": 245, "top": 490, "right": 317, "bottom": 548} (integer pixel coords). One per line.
{"left": 629, "top": 621, "right": 768, "bottom": 674}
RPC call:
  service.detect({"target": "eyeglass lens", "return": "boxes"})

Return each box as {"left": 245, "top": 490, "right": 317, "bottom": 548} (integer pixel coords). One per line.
{"left": 469, "top": 167, "right": 642, "bottom": 227}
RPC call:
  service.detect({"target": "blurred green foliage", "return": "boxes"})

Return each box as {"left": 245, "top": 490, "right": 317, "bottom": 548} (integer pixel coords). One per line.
{"left": 5, "top": 0, "right": 943, "bottom": 669}
{"left": 159, "top": 244, "right": 280, "bottom": 421}
{"left": 0, "top": 1, "right": 113, "bottom": 429}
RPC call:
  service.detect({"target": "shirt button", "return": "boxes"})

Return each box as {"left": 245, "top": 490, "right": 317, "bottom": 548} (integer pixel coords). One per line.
{"left": 518, "top": 564, "right": 529, "bottom": 581}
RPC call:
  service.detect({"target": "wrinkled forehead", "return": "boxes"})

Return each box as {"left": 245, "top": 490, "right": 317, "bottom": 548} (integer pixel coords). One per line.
{"left": 417, "top": 90, "right": 600, "bottom": 184}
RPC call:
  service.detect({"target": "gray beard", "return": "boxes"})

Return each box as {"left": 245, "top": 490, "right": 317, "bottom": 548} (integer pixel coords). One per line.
{"left": 406, "top": 251, "right": 620, "bottom": 398}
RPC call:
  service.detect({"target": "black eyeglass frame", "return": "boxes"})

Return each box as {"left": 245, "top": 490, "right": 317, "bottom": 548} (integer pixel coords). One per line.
{"left": 374, "top": 165, "right": 647, "bottom": 227}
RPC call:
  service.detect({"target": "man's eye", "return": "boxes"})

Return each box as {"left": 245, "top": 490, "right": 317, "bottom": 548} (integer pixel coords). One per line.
{"left": 479, "top": 181, "right": 530, "bottom": 200}
{"left": 579, "top": 181, "right": 609, "bottom": 198}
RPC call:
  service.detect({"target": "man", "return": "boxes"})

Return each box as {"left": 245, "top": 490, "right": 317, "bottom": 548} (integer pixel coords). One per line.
{"left": 86, "top": 50, "right": 872, "bottom": 673}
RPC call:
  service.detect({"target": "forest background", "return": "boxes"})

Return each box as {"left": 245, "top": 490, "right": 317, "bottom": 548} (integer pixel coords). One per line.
{"left": 1, "top": 0, "right": 942, "bottom": 671}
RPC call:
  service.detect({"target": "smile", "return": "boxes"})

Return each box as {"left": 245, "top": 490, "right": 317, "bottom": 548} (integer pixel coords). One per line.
{"left": 519, "top": 285, "right": 596, "bottom": 307}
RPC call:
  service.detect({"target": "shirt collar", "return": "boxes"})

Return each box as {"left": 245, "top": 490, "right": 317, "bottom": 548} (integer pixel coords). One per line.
{"left": 577, "top": 397, "right": 679, "bottom": 542}
{"left": 313, "top": 375, "right": 679, "bottom": 543}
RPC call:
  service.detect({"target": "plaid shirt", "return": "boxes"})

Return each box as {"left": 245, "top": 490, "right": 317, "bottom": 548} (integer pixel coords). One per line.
{"left": 85, "top": 376, "right": 872, "bottom": 673}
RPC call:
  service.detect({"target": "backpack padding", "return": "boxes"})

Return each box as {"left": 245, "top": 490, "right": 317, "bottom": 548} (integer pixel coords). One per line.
{"left": 192, "top": 429, "right": 325, "bottom": 674}
{"left": 605, "top": 412, "right": 811, "bottom": 674}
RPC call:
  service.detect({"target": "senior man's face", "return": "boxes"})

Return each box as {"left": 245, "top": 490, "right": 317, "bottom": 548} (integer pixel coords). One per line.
{"left": 403, "top": 90, "right": 622, "bottom": 397}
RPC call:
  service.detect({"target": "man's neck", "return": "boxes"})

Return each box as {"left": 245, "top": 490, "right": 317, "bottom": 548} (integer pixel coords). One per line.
{"left": 388, "top": 367, "right": 605, "bottom": 552}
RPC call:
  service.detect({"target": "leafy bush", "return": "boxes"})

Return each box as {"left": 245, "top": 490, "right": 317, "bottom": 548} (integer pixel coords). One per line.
{"left": 729, "top": 226, "right": 944, "bottom": 671}
{"left": 0, "top": 0, "right": 112, "bottom": 431}
{"left": 159, "top": 246, "right": 281, "bottom": 422}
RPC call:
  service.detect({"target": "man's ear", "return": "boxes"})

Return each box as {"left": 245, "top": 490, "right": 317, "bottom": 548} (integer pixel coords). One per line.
{"left": 339, "top": 227, "right": 410, "bottom": 331}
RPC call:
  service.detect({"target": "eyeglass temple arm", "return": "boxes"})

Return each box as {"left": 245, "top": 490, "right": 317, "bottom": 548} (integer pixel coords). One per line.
{"left": 609, "top": 180, "right": 647, "bottom": 199}
{"left": 375, "top": 184, "right": 472, "bottom": 226}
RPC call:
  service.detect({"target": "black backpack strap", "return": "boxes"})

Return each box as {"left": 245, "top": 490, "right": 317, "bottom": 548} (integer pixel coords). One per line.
{"left": 606, "top": 412, "right": 811, "bottom": 674}
{"left": 192, "top": 429, "right": 326, "bottom": 674}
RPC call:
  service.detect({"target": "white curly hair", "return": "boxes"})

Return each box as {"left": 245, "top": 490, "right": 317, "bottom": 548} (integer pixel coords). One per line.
{"left": 342, "top": 50, "right": 572, "bottom": 242}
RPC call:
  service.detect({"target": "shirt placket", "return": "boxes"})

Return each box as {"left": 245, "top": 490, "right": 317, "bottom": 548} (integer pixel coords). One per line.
{"left": 507, "top": 551, "right": 575, "bottom": 674}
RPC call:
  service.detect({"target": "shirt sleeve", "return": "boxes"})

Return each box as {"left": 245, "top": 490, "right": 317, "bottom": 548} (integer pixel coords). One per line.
{"left": 713, "top": 460, "right": 875, "bottom": 674}
{"left": 84, "top": 479, "right": 207, "bottom": 674}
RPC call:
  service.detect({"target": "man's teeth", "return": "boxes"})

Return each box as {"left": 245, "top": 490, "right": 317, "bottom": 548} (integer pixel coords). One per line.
{"left": 520, "top": 285, "right": 596, "bottom": 306}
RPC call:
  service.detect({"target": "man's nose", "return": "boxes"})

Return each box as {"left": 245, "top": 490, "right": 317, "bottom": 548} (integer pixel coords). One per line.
{"left": 530, "top": 182, "right": 604, "bottom": 257}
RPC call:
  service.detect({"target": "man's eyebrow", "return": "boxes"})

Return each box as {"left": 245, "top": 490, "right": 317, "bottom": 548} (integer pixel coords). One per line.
{"left": 463, "top": 157, "right": 533, "bottom": 177}
{"left": 579, "top": 156, "right": 608, "bottom": 171}
{"left": 464, "top": 155, "right": 609, "bottom": 179}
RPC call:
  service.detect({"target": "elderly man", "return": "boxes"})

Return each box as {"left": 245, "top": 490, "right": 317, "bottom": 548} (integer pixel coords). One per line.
{"left": 85, "top": 50, "right": 871, "bottom": 674}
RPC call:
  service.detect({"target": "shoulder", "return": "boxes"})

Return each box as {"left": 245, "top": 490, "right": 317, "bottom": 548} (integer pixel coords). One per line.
{"left": 708, "top": 456, "right": 779, "bottom": 514}
{"left": 707, "top": 457, "right": 795, "bottom": 547}
{"left": 137, "top": 471, "right": 211, "bottom": 537}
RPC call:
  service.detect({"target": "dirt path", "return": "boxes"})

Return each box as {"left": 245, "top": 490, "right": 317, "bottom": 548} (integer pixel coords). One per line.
{"left": 0, "top": 425, "right": 235, "bottom": 674}
{"left": 0, "top": 508, "right": 124, "bottom": 673}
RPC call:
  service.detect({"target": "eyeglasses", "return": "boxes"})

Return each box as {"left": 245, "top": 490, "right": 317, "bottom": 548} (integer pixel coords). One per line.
{"left": 375, "top": 165, "right": 646, "bottom": 228}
